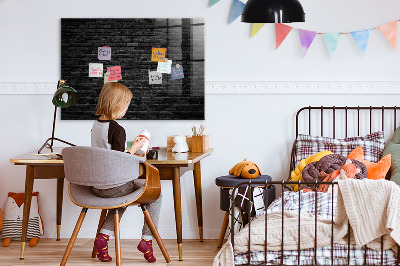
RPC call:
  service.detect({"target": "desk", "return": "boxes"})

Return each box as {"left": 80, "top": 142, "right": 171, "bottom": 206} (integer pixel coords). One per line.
{"left": 10, "top": 147, "right": 213, "bottom": 261}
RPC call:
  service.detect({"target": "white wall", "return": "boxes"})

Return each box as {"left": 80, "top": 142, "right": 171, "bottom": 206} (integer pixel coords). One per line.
{"left": 1, "top": 0, "right": 400, "bottom": 240}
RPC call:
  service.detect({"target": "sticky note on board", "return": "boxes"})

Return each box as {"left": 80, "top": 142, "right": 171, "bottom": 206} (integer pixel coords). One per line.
{"left": 149, "top": 71, "right": 162, "bottom": 84}
{"left": 89, "top": 63, "right": 103, "bottom": 77}
{"left": 171, "top": 66, "right": 184, "bottom": 80}
{"left": 98, "top": 47, "right": 111, "bottom": 60}
{"left": 151, "top": 48, "right": 167, "bottom": 62}
{"left": 107, "top": 66, "right": 122, "bottom": 81}
{"left": 104, "top": 72, "right": 117, "bottom": 84}
{"left": 157, "top": 60, "right": 172, "bottom": 74}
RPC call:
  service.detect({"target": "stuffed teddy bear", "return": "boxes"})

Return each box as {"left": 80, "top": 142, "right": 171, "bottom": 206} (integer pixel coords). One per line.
{"left": 1, "top": 192, "right": 44, "bottom": 247}
{"left": 172, "top": 135, "right": 189, "bottom": 153}
{"left": 229, "top": 159, "right": 261, "bottom": 179}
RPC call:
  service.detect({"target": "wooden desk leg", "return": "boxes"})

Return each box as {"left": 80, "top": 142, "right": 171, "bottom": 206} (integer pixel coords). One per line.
{"left": 172, "top": 167, "right": 183, "bottom": 261}
{"left": 193, "top": 161, "right": 203, "bottom": 242}
{"left": 20, "top": 165, "right": 35, "bottom": 259}
{"left": 56, "top": 178, "right": 64, "bottom": 241}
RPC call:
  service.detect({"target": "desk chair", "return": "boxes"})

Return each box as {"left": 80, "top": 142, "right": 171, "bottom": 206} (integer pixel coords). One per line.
{"left": 60, "top": 146, "right": 171, "bottom": 265}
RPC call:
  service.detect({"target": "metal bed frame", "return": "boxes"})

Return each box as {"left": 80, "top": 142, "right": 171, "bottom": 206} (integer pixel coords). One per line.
{"left": 230, "top": 106, "right": 400, "bottom": 266}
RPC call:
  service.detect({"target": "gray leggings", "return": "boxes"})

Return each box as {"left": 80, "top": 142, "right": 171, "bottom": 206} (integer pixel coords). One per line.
{"left": 92, "top": 180, "right": 162, "bottom": 240}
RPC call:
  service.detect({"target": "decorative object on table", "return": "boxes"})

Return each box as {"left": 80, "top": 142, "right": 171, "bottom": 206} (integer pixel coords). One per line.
{"left": 191, "top": 124, "right": 209, "bottom": 152}
{"left": 167, "top": 135, "right": 192, "bottom": 151}
{"left": 146, "top": 150, "right": 159, "bottom": 160}
{"left": 38, "top": 80, "right": 79, "bottom": 154}
{"left": 172, "top": 135, "right": 189, "bottom": 153}
{"left": 1, "top": 192, "right": 43, "bottom": 247}
{"left": 229, "top": 159, "right": 261, "bottom": 179}
{"left": 61, "top": 19, "right": 204, "bottom": 120}
{"left": 348, "top": 146, "right": 391, "bottom": 180}
{"left": 382, "top": 126, "right": 400, "bottom": 185}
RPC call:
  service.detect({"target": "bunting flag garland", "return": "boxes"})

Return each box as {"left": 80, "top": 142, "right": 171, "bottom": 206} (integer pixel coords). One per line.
{"left": 323, "top": 33, "right": 341, "bottom": 58}
{"left": 209, "top": 0, "right": 220, "bottom": 8}
{"left": 275, "top": 23, "right": 293, "bottom": 49}
{"left": 251, "top": 23, "right": 266, "bottom": 38}
{"left": 298, "top": 29, "right": 317, "bottom": 58}
{"left": 208, "top": 3, "right": 400, "bottom": 57}
{"left": 378, "top": 21, "right": 398, "bottom": 50}
{"left": 351, "top": 29, "right": 370, "bottom": 55}
{"left": 229, "top": 0, "right": 245, "bottom": 24}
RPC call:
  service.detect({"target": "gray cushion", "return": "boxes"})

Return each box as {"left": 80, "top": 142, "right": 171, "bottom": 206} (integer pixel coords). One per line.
{"left": 69, "top": 180, "right": 145, "bottom": 208}
{"left": 382, "top": 126, "right": 400, "bottom": 184}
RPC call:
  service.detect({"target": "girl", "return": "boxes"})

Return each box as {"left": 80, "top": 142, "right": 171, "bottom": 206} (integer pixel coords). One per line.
{"left": 91, "top": 82, "right": 162, "bottom": 263}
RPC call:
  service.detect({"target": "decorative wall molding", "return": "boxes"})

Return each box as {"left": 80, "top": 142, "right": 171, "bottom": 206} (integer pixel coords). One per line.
{"left": 1, "top": 81, "right": 400, "bottom": 94}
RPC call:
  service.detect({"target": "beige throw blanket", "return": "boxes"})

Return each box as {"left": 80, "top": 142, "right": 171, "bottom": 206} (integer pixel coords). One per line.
{"left": 214, "top": 179, "right": 400, "bottom": 266}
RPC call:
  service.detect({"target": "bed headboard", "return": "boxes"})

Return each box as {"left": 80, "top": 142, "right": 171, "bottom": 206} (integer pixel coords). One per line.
{"left": 290, "top": 106, "right": 400, "bottom": 179}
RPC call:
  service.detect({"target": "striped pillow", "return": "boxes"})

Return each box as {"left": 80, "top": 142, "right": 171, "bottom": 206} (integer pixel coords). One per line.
{"left": 294, "top": 131, "right": 385, "bottom": 166}
{"left": 1, "top": 217, "right": 41, "bottom": 240}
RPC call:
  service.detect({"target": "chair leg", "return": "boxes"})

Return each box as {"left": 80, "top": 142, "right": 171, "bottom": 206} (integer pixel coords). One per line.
{"left": 217, "top": 211, "right": 230, "bottom": 248}
{"left": 114, "top": 209, "right": 121, "bottom": 266}
{"left": 60, "top": 208, "right": 88, "bottom": 266}
{"left": 91, "top": 209, "right": 108, "bottom": 258}
{"left": 141, "top": 205, "right": 171, "bottom": 263}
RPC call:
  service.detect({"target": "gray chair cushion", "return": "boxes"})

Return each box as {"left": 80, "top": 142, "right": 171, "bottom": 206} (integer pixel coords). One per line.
{"left": 69, "top": 180, "right": 145, "bottom": 208}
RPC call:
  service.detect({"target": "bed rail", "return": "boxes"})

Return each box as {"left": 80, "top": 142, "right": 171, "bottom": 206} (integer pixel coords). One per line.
{"left": 230, "top": 180, "right": 400, "bottom": 266}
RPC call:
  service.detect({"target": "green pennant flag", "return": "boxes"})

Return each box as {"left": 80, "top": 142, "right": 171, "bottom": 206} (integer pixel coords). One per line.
{"left": 209, "top": 0, "right": 221, "bottom": 7}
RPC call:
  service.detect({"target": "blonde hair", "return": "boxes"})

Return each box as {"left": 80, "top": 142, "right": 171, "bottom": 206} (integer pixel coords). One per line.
{"left": 95, "top": 83, "right": 133, "bottom": 120}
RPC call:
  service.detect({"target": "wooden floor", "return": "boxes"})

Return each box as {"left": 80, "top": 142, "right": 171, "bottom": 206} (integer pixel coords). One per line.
{"left": 0, "top": 239, "right": 221, "bottom": 265}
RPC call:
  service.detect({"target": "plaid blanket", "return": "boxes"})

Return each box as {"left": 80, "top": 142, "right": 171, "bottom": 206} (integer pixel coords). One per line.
{"left": 234, "top": 191, "right": 397, "bottom": 265}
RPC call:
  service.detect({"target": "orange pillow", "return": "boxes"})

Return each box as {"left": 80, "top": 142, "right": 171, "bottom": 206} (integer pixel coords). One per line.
{"left": 347, "top": 146, "right": 391, "bottom": 180}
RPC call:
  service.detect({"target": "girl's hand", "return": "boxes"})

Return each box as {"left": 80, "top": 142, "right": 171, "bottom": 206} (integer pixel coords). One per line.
{"left": 129, "top": 137, "right": 147, "bottom": 155}
{"left": 134, "top": 148, "right": 149, "bottom": 157}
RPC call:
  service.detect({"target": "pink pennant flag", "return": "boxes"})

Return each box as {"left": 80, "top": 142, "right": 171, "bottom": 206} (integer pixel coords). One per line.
{"left": 275, "top": 23, "right": 293, "bottom": 49}
{"left": 298, "top": 29, "right": 317, "bottom": 58}
{"left": 378, "top": 21, "right": 398, "bottom": 50}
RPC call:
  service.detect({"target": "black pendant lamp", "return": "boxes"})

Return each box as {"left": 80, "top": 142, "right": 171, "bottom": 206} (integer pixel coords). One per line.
{"left": 242, "top": 0, "right": 305, "bottom": 23}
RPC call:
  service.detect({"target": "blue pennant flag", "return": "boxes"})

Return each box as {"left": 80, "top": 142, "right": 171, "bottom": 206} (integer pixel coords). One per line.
{"left": 209, "top": 0, "right": 221, "bottom": 7}
{"left": 323, "top": 33, "right": 341, "bottom": 58}
{"left": 351, "top": 29, "right": 371, "bottom": 55}
{"left": 229, "top": 0, "right": 245, "bottom": 24}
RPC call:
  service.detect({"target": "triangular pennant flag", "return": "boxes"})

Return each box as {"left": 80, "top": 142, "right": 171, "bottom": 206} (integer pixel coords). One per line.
{"left": 351, "top": 29, "right": 370, "bottom": 55}
{"left": 378, "top": 21, "right": 398, "bottom": 50}
{"left": 275, "top": 23, "right": 293, "bottom": 49}
{"left": 209, "top": 0, "right": 220, "bottom": 7}
{"left": 251, "top": 23, "right": 266, "bottom": 38}
{"left": 323, "top": 33, "right": 341, "bottom": 58}
{"left": 298, "top": 29, "right": 317, "bottom": 58}
{"left": 229, "top": 0, "right": 245, "bottom": 24}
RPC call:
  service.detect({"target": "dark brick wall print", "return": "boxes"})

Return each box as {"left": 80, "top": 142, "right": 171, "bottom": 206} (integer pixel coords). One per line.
{"left": 61, "top": 18, "right": 205, "bottom": 120}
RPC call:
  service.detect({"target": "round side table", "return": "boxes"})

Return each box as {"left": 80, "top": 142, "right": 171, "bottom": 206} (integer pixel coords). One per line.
{"left": 215, "top": 175, "right": 275, "bottom": 248}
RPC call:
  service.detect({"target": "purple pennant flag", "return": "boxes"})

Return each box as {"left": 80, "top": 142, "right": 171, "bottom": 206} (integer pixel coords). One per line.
{"left": 298, "top": 29, "right": 317, "bottom": 58}
{"left": 229, "top": 0, "right": 245, "bottom": 24}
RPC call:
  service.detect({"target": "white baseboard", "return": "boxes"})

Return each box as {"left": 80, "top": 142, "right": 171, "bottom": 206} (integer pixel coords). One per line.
{"left": 1, "top": 81, "right": 400, "bottom": 94}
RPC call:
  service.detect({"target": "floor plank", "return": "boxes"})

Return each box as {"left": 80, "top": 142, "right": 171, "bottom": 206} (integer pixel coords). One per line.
{"left": 0, "top": 239, "right": 221, "bottom": 265}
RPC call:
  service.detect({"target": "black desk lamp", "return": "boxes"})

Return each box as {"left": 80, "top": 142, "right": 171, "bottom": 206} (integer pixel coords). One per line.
{"left": 241, "top": 0, "right": 305, "bottom": 23}
{"left": 38, "top": 80, "right": 80, "bottom": 154}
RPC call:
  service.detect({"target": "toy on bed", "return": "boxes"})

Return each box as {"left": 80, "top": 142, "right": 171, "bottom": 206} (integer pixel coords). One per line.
{"left": 229, "top": 159, "right": 261, "bottom": 179}
{"left": 1, "top": 192, "right": 44, "bottom": 247}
